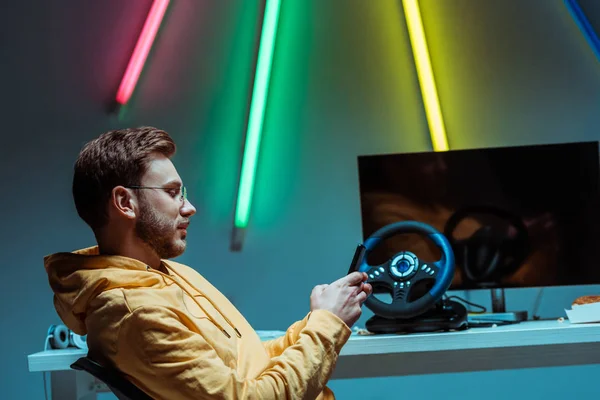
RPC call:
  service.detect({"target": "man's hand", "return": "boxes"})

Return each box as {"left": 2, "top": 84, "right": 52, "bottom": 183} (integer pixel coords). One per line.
{"left": 310, "top": 272, "right": 373, "bottom": 327}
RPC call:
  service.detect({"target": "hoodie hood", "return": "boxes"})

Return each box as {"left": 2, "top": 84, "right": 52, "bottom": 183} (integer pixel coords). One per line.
{"left": 44, "top": 246, "right": 165, "bottom": 335}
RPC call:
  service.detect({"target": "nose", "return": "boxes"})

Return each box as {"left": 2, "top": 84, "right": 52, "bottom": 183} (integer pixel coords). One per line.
{"left": 180, "top": 198, "right": 196, "bottom": 217}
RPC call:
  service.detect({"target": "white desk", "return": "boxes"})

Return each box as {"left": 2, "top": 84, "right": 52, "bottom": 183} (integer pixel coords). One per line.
{"left": 28, "top": 320, "right": 600, "bottom": 399}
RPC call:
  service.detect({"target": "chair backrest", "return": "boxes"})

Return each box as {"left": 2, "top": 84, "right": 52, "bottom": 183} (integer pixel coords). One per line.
{"left": 70, "top": 356, "right": 153, "bottom": 400}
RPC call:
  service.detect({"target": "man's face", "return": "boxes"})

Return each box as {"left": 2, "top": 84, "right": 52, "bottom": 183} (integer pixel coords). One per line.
{"left": 134, "top": 154, "right": 196, "bottom": 259}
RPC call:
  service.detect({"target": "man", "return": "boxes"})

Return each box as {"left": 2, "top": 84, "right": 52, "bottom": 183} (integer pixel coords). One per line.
{"left": 45, "top": 126, "right": 372, "bottom": 399}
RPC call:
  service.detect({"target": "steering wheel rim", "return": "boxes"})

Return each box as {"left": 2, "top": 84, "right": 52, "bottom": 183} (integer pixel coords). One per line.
{"left": 358, "top": 221, "right": 455, "bottom": 319}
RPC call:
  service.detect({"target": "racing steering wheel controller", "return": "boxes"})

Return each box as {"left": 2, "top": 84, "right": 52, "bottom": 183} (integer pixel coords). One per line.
{"left": 350, "top": 221, "right": 468, "bottom": 334}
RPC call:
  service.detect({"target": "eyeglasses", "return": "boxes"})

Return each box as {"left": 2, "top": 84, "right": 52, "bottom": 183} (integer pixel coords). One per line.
{"left": 126, "top": 185, "right": 187, "bottom": 203}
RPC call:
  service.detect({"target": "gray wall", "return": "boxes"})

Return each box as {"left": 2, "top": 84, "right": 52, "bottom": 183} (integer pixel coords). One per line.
{"left": 2, "top": 0, "right": 600, "bottom": 398}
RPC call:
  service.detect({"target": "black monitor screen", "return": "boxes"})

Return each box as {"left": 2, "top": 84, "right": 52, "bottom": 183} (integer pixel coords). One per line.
{"left": 358, "top": 141, "right": 600, "bottom": 290}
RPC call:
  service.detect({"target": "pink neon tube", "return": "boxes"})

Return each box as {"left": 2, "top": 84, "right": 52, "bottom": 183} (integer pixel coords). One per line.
{"left": 116, "top": 0, "right": 170, "bottom": 105}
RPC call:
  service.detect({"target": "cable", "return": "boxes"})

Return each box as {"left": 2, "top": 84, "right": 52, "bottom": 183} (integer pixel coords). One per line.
{"left": 43, "top": 331, "right": 51, "bottom": 400}
{"left": 444, "top": 294, "right": 523, "bottom": 326}
{"left": 43, "top": 372, "right": 49, "bottom": 400}
{"left": 444, "top": 294, "right": 487, "bottom": 313}
{"left": 532, "top": 287, "right": 544, "bottom": 320}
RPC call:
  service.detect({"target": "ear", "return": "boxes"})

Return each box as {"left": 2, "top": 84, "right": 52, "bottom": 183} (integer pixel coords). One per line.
{"left": 110, "top": 186, "right": 137, "bottom": 220}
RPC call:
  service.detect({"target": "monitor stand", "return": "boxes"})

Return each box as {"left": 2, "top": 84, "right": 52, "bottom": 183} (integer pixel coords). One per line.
{"left": 469, "top": 288, "right": 528, "bottom": 323}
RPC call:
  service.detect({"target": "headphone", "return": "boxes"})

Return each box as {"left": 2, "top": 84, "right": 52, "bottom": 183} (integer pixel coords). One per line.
{"left": 46, "top": 324, "right": 88, "bottom": 350}
{"left": 444, "top": 205, "right": 530, "bottom": 286}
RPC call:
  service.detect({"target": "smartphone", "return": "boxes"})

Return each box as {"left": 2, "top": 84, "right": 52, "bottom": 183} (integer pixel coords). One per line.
{"left": 348, "top": 244, "right": 367, "bottom": 274}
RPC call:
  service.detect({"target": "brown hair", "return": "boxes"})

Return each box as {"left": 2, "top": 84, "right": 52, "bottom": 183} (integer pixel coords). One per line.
{"left": 72, "top": 126, "right": 176, "bottom": 231}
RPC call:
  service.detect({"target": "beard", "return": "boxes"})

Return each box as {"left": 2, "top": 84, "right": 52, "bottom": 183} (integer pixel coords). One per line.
{"left": 135, "top": 197, "right": 186, "bottom": 259}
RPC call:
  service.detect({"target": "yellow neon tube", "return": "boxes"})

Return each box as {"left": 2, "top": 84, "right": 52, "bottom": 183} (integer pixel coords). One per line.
{"left": 402, "top": 0, "right": 449, "bottom": 151}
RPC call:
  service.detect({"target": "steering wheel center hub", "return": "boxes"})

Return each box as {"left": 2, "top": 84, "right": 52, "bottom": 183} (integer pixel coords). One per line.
{"left": 390, "top": 252, "right": 418, "bottom": 280}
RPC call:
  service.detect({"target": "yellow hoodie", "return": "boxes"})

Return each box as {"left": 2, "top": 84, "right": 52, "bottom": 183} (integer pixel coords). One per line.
{"left": 44, "top": 246, "right": 351, "bottom": 400}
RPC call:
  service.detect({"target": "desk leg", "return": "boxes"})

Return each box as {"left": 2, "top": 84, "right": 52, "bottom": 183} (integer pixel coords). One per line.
{"left": 50, "top": 370, "right": 97, "bottom": 400}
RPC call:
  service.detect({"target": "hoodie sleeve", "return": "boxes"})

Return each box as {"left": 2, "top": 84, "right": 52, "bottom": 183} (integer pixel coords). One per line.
{"left": 263, "top": 315, "right": 310, "bottom": 358}
{"left": 116, "top": 306, "right": 351, "bottom": 400}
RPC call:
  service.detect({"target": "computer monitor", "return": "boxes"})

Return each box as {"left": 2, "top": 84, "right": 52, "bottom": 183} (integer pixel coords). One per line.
{"left": 357, "top": 141, "right": 600, "bottom": 302}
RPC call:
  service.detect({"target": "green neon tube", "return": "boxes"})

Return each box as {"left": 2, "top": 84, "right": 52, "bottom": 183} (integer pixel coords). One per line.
{"left": 234, "top": 0, "right": 282, "bottom": 228}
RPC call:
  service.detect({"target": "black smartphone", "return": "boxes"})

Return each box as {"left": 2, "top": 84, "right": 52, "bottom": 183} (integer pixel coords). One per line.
{"left": 348, "top": 244, "right": 366, "bottom": 274}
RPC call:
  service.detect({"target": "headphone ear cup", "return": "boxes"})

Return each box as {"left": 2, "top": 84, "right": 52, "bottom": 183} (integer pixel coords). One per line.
{"left": 461, "top": 227, "right": 502, "bottom": 282}
{"left": 48, "top": 324, "right": 69, "bottom": 349}
{"left": 445, "top": 205, "right": 531, "bottom": 286}
{"left": 69, "top": 331, "right": 88, "bottom": 350}
{"left": 450, "top": 236, "right": 490, "bottom": 282}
